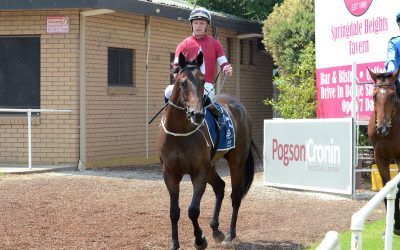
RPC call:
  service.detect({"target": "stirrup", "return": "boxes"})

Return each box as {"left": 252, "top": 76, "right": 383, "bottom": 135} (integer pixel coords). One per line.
{"left": 211, "top": 109, "right": 224, "bottom": 128}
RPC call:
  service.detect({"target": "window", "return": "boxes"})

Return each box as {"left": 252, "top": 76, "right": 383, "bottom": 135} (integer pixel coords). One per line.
{"left": 170, "top": 53, "right": 175, "bottom": 84}
{"left": 240, "top": 40, "right": 243, "bottom": 64}
{"left": 0, "top": 36, "right": 40, "bottom": 110}
{"left": 108, "top": 47, "right": 134, "bottom": 87}
{"left": 249, "top": 41, "right": 254, "bottom": 65}
{"left": 226, "top": 38, "right": 232, "bottom": 63}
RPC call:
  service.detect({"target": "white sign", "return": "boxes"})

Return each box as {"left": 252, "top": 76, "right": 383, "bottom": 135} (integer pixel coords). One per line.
{"left": 315, "top": 0, "right": 400, "bottom": 119}
{"left": 47, "top": 16, "right": 69, "bottom": 34}
{"left": 263, "top": 118, "right": 353, "bottom": 195}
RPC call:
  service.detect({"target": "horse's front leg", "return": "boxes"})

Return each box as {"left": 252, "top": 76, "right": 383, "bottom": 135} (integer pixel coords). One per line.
{"left": 394, "top": 160, "right": 400, "bottom": 235}
{"left": 207, "top": 167, "right": 226, "bottom": 243}
{"left": 189, "top": 170, "right": 209, "bottom": 249}
{"left": 163, "top": 168, "right": 182, "bottom": 250}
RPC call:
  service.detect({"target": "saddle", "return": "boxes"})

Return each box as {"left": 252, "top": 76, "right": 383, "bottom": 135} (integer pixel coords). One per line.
{"left": 204, "top": 102, "right": 235, "bottom": 152}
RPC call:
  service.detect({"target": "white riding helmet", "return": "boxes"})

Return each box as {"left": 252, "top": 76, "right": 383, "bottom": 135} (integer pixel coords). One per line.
{"left": 189, "top": 7, "right": 211, "bottom": 24}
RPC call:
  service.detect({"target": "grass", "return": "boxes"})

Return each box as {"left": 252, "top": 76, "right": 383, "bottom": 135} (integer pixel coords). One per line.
{"left": 307, "top": 219, "right": 400, "bottom": 249}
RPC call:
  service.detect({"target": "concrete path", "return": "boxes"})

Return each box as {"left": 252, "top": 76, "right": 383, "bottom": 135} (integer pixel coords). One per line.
{"left": 0, "top": 163, "right": 76, "bottom": 174}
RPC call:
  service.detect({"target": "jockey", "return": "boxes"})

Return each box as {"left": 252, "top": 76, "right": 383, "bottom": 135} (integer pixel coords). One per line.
{"left": 385, "top": 12, "right": 400, "bottom": 76}
{"left": 164, "top": 7, "right": 233, "bottom": 127}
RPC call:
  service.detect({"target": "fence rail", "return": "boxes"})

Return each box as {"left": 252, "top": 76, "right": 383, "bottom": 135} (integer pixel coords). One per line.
{"left": 0, "top": 108, "right": 71, "bottom": 169}
{"left": 318, "top": 173, "right": 400, "bottom": 250}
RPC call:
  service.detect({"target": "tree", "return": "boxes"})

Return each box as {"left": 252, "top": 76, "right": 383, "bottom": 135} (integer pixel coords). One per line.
{"left": 188, "top": 0, "right": 282, "bottom": 21}
{"left": 263, "top": 0, "right": 316, "bottom": 118}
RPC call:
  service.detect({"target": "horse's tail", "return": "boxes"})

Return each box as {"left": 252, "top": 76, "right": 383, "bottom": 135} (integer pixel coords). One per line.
{"left": 251, "top": 140, "right": 262, "bottom": 163}
{"left": 239, "top": 140, "right": 257, "bottom": 198}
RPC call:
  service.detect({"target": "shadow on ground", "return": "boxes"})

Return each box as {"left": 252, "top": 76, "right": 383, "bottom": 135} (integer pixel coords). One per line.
{"left": 233, "top": 240, "right": 304, "bottom": 249}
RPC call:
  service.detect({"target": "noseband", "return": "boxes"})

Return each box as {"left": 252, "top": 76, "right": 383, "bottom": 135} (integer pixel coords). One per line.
{"left": 374, "top": 81, "right": 400, "bottom": 128}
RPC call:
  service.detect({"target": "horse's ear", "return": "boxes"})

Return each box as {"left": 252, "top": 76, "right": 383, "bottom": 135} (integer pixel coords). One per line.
{"left": 368, "top": 67, "right": 377, "bottom": 83}
{"left": 178, "top": 52, "right": 186, "bottom": 69}
{"left": 194, "top": 52, "right": 203, "bottom": 67}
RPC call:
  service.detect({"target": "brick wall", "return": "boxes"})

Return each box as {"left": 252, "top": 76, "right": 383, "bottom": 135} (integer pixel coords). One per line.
{"left": 0, "top": 10, "right": 273, "bottom": 168}
{"left": 0, "top": 10, "right": 79, "bottom": 165}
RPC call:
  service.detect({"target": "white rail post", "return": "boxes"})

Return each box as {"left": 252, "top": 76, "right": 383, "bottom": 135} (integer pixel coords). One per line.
{"left": 351, "top": 226, "right": 363, "bottom": 250}
{"left": 384, "top": 187, "right": 398, "bottom": 250}
{"left": 27, "top": 109, "right": 32, "bottom": 170}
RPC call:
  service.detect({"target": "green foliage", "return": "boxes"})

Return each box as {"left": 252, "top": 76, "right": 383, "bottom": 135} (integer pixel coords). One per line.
{"left": 188, "top": 0, "right": 282, "bottom": 21}
{"left": 262, "top": 0, "right": 316, "bottom": 118}
{"left": 264, "top": 43, "right": 315, "bottom": 118}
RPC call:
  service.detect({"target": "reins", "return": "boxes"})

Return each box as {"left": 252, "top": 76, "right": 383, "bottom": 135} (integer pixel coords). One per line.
{"left": 160, "top": 116, "right": 211, "bottom": 147}
{"left": 148, "top": 65, "right": 224, "bottom": 125}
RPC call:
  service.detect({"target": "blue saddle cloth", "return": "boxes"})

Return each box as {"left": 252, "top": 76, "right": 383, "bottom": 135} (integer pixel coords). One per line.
{"left": 204, "top": 102, "right": 235, "bottom": 151}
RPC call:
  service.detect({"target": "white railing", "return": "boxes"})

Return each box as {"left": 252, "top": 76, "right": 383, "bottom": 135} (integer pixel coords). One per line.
{"left": 317, "top": 231, "right": 341, "bottom": 250}
{"left": 0, "top": 108, "right": 71, "bottom": 170}
{"left": 317, "top": 173, "right": 400, "bottom": 250}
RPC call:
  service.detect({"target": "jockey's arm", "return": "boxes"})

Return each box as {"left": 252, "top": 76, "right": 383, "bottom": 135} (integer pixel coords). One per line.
{"left": 385, "top": 39, "right": 400, "bottom": 72}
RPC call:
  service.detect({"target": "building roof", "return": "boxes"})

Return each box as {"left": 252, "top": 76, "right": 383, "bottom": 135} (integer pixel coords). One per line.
{"left": 0, "top": 0, "right": 262, "bottom": 34}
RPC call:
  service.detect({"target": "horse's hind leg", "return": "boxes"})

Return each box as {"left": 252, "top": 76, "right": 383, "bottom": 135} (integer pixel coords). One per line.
{"left": 395, "top": 185, "right": 400, "bottom": 235}
{"left": 189, "top": 171, "right": 208, "bottom": 249}
{"left": 163, "top": 169, "right": 182, "bottom": 250}
{"left": 224, "top": 148, "right": 255, "bottom": 243}
{"left": 207, "top": 166, "right": 226, "bottom": 243}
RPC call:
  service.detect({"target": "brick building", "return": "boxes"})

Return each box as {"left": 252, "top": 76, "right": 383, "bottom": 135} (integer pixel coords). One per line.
{"left": 0, "top": 0, "right": 273, "bottom": 169}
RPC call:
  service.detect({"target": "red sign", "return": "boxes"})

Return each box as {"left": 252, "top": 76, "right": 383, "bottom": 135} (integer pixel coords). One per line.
{"left": 47, "top": 16, "right": 69, "bottom": 34}
{"left": 344, "top": 0, "right": 373, "bottom": 16}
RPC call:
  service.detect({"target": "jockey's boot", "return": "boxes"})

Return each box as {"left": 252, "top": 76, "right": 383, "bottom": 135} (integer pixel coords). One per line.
{"left": 208, "top": 104, "right": 225, "bottom": 128}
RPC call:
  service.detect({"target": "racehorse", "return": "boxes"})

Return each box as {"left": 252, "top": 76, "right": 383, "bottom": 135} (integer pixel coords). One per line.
{"left": 367, "top": 67, "right": 400, "bottom": 234}
{"left": 158, "top": 51, "right": 258, "bottom": 249}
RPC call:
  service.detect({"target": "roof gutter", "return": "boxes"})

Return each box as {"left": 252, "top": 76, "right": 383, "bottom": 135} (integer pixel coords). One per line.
{"left": 78, "top": 9, "right": 114, "bottom": 171}
{"left": 0, "top": 0, "right": 262, "bottom": 34}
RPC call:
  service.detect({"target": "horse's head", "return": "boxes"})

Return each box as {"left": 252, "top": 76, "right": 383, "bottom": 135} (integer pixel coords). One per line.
{"left": 169, "top": 51, "right": 205, "bottom": 125}
{"left": 368, "top": 67, "right": 400, "bottom": 136}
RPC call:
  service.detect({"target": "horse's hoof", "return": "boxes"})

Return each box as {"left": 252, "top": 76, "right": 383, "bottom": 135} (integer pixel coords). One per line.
{"left": 394, "top": 228, "right": 400, "bottom": 236}
{"left": 223, "top": 232, "right": 236, "bottom": 243}
{"left": 221, "top": 239, "right": 234, "bottom": 248}
{"left": 213, "top": 231, "right": 225, "bottom": 243}
{"left": 194, "top": 236, "right": 207, "bottom": 250}
{"left": 169, "top": 241, "right": 180, "bottom": 250}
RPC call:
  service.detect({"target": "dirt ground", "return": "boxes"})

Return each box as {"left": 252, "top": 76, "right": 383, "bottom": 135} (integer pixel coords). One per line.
{"left": 0, "top": 162, "right": 385, "bottom": 250}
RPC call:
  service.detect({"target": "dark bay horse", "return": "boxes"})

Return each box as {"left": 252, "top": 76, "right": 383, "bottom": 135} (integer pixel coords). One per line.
{"left": 367, "top": 67, "right": 400, "bottom": 234}
{"left": 158, "top": 52, "right": 257, "bottom": 249}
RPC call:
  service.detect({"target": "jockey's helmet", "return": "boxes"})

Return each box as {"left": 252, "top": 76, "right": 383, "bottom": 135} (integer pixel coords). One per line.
{"left": 189, "top": 7, "right": 211, "bottom": 24}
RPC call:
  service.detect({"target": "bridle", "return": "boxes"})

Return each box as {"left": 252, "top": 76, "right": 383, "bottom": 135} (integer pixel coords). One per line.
{"left": 167, "top": 64, "right": 207, "bottom": 120}
{"left": 373, "top": 81, "right": 400, "bottom": 129}
{"left": 161, "top": 64, "right": 211, "bottom": 147}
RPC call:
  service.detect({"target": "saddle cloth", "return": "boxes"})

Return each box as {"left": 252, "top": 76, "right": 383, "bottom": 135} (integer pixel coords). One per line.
{"left": 204, "top": 102, "right": 236, "bottom": 151}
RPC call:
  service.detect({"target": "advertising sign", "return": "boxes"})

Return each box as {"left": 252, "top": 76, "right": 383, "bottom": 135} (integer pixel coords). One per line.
{"left": 47, "top": 16, "right": 69, "bottom": 34}
{"left": 315, "top": 0, "right": 400, "bottom": 119}
{"left": 263, "top": 118, "right": 353, "bottom": 194}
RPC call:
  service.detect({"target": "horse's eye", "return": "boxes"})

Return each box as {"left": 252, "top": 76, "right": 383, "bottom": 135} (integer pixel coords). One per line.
{"left": 179, "top": 80, "right": 186, "bottom": 86}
